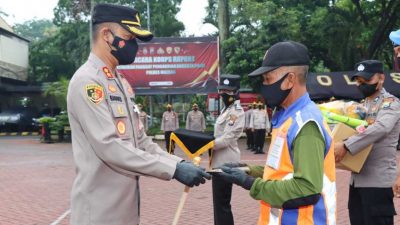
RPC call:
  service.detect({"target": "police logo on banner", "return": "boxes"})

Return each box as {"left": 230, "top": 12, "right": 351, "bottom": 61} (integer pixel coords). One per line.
{"left": 86, "top": 84, "right": 104, "bottom": 104}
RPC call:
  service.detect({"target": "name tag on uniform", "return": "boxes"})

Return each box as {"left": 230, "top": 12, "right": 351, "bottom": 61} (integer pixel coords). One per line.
{"left": 266, "top": 136, "right": 284, "bottom": 170}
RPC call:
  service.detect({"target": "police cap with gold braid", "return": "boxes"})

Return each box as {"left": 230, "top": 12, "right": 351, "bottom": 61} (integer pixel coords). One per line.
{"left": 92, "top": 3, "right": 153, "bottom": 42}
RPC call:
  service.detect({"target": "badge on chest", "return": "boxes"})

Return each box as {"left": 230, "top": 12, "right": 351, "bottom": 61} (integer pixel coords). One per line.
{"left": 266, "top": 134, "right": 285, "bottom": 170}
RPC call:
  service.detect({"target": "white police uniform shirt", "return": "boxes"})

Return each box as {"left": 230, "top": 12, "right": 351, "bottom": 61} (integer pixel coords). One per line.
{"left": 344, "top": 89, "right": 400, "bottom": 187}
{"left": 212, "top": 100, "right": 244, "bottom": 168}
{"left": 249, "top": 108, "right": 270, "bottom": 131}
{"left": 186, "top": 110, "right": 206, "bottom": 131}
{"left": 67, "top": 53, "right": 181, "bottom": 225}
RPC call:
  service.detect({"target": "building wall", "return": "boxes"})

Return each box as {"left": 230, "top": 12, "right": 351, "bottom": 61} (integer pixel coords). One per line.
{"left": 0, "top": 17, "right": 13, "bottom": 33}
{"left": 0, "top": 34, "right": 29, "bottom": 81}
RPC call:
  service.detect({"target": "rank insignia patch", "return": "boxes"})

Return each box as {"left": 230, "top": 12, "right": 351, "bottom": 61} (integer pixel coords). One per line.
{"left": 117, "top": 105, "right": 125, "bottom": 116}
{"left": 108, "top": 84, "right": 117, "bottom": 93}
{"left": 86, "top": 84, "right": 104, "bottom": 104}
{"left": 116, "top": 120, "right": 126, "bottom": 135}
{"left": 102, "top": 67, "right": 114, "bottom": 79}
{"left": 382, "top": 101, "right": 392, "bottom": 109}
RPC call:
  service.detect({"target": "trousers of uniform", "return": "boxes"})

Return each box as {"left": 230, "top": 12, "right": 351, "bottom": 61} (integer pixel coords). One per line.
{"left": 246, "top": 129, "right": 254, "bottom": 148}
{"left": 164, "top": 131, "right": 175, "bottom": 152}
{"left": 212, "top": 176, "right": 234, "bottom": 225}
{"left": 254, "top": 129, "right": 266, "bottom": 152}
{"left": 348, "top": 185, "right": 396, "bottom": 225}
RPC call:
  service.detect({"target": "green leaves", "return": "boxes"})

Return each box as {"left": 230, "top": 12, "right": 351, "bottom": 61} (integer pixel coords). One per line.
{"left": 14, "top": 0, "right": 185, "bottom": 85}
{"left": 209, "top": 0, "right": 400, "bottom": 90}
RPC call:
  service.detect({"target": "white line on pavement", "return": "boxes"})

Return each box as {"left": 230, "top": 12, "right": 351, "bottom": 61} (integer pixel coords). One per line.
{"left": 50, "top": 209, "right": 71, "bottom": 225}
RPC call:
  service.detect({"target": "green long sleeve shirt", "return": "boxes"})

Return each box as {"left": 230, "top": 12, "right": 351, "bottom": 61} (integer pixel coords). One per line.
{"left": 249, "top": 121, "right": 326, "bottom": 208}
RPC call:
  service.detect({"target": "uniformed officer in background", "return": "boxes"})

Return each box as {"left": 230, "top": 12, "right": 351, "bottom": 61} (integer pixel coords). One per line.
{"left": 161, "top": 103, "right": 179, "bottom": 153}
{"left": 137, "top": 103, "right": 148, "bottom": 132}
{"left": 389, "top": 28, "right": 400, "bottom": 199}
{"left": 249, "top": 102, "right": 270, "bottom": 154}
{"left": 212, "top": 74, "right": 245, "bottom": 225}
{"left": 244, "top": 103, "right": 254, "bottom": 150}
{"left": 186, "top": 103, "right": 206, "bottom": 132}
{"left": 67, "top": 4, "right": 210, "bottom": 225}
{"left": 334, "top": 60, "right": 400, "bottom": 225}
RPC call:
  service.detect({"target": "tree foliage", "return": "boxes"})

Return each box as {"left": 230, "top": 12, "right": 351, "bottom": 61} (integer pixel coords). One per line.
{"left": 15, "top": 0, "right": 184, "bottom": 84}
{"left": 13, "top": 19, "right": 56, "bottom": 41}
{"left": 206, "top": 0, "right": 400, "bottom": 89}
{"left": 43, "top": 77, "right": 70, "bottom": 110}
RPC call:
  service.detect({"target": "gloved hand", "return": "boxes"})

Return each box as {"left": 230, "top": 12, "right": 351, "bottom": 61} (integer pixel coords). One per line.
{"left": 222, "top": 162, "right": 248, "bottom": 169}
{"left": 173, "top": 161, "right": 211, "bottom": 187}
{"left": 213, "top": 166, "right": 255, "bottom": 190}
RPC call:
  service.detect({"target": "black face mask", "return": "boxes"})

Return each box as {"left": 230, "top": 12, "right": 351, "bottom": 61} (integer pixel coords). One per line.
{"left": 261, "top": 73, "right": 292, "bottom": 108}
{"left": 167, "top": 108, "right": 172, "bottom": 112}
{"left": 220, "top": 93, "right": 235, "bottom": 106}
{"left": 258, "top": 106, "right": 263, "bottom": 109}
{"left": 358, "top": 82, "right": 378, "bottom": 98}
{"left": 193, "top": 108, "right": 198, "bottom": 111}
{"left": 109, "top": 32, "right": 138, "bottom": 65}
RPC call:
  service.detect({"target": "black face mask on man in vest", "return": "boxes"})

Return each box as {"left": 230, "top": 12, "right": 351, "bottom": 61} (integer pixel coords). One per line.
{"left": 108, "top": 31, "right": 139, "bottom": 65}
{"left": 260, "top": 73, "right": 292, "bottom": 108}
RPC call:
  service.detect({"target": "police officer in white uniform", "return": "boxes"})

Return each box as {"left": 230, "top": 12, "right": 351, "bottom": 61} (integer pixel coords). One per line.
{"left": 67, "top": 4, "right": 210, "bottom": 225}
{"left": 212, "top": 74, "right": 245, "bottom": 225}
{"left": 161, "top": 104, "right": 179, "bottom": 153}
{"left": 249, "top": 102, "right": 270, "bottom": 154}
{"left": 137, "top": 103, "right": 148, "bottom": 132}
{"left": 244, "top": 103, "right": 254, "bottom": 150}
{"left": 186, "top": 103, "right": 206, "bottom": 132}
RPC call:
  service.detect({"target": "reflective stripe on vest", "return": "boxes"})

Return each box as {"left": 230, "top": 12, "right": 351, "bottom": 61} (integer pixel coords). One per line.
{"left": 257, "top": 96, "right": 336, "bottom": 225}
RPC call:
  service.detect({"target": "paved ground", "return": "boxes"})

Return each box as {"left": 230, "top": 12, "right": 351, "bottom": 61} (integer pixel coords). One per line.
{"left": 0, "top": 136, "right": 399, "bottom": 225}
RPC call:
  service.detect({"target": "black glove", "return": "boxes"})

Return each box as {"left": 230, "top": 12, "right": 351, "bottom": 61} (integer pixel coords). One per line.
{"left": 222, "top": 162, "right": 248, "bottom": 168}
{"left": 173, "top": 161, "right": 211, "bottom": 187}
{"left": 214, "top": 166, "right": 255, "bottom": 190}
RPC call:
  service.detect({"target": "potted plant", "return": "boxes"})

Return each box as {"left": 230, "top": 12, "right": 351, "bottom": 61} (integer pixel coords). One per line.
{"left": 38, "top": 117, "right": 55, "bottom": 143}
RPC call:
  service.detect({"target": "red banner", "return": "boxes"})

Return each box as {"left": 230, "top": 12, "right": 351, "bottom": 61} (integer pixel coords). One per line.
{"left": 118, "top": 37, "right": 219, "bottom": 95}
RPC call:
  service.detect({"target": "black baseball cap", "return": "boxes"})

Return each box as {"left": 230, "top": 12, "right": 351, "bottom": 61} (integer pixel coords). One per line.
{"left": 351, "top": 60, "right": 383, "bottom": 81}
{"left": 217, "top": 74, "right": 241, "bottom": 91}
{"left": 92, "top": 3, "right": 153, "bottom": 42}
{"left": 248, "top": 41, "right": 310, "bottom": 77}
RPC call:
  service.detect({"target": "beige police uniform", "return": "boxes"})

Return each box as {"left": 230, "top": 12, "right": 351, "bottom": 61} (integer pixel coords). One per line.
{"left": 139, "top": 110, "right": 148, "bottom": 131}
{"left": 244, "top": 108, "right": 254, "bottom": 149}
{"left": 249, "top": 109, "right": 270, "bottom": 131}
{"left": 212, "top": 100, "right": 245, "bottom": 168}
{"left": 161, "top": 111, "right": 179, "bottom": 132}
{"left": 344, "top": 88, "right": 400, "bottom": 187}
{"left": 249, "top": 108, "right": 270, "bottom": 153}
{"left": 185, "top": 110, "right": 206, "bottom": 132}
{"left": 67, "top": 53, "right": 182, "bottom": 225}
{"left": 244, "top": 108, "right": 253, "bottom": 129}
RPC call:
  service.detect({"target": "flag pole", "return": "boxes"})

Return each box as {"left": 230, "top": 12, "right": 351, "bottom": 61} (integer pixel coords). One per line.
{"left": 172, "top": 156, "right": 201, "bottom": 225}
